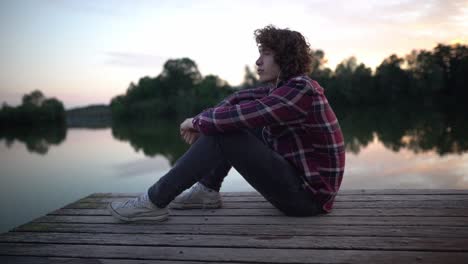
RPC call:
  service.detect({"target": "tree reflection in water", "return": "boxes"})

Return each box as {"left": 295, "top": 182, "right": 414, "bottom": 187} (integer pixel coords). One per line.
{"left": 0, "top": 124, "right": 66, "bottom": 155}
{"left": 110, "top": 105, "right": 468, "bottom": 163}
{"left": 2, "top": 106, "right": 466, "bottom": 160}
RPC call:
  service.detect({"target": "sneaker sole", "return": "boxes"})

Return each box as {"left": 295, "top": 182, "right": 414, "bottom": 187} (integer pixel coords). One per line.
{"left": 170, "top": 200, "right": 222, "bottom": 210}
{"left": 107, "top": 203, "right": 169, "bottom": 222}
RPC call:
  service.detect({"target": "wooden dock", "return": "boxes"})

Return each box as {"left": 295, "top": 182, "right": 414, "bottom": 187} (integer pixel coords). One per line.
{"left": 1, "top": 189, "right": 468, "bottom": 263}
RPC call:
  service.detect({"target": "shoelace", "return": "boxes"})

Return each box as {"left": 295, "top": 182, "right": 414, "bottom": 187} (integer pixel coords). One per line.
{"left": 184, "top": 183, "right": 205, "bottom": 201}
{"left": 121, "top": 193, "right": 150, "bottom": 208}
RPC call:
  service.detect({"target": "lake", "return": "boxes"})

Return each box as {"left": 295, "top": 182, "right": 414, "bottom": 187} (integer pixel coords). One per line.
{"left": 1, "top": 107, "right": 467, "bottom": 233}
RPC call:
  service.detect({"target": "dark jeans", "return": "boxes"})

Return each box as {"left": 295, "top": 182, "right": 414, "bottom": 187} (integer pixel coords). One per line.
{"left": 147, "top": 127, "right": 325, "bottom": 216}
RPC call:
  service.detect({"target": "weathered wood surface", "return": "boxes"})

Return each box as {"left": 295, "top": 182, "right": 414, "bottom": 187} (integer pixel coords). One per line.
{"left": 1, "top": 189, "right": 468, "bottom": 263}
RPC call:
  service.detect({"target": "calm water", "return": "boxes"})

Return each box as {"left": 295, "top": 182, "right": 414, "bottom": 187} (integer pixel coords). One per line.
{"left": 1, "top": 108, "right": 468, "bottom": 233}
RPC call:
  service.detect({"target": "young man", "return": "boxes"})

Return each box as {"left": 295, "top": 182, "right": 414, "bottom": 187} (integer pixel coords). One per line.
{"left": 108, "top": 25, "right": 345, "bottom": 222}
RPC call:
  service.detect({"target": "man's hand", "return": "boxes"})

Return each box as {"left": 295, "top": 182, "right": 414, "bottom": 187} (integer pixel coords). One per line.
{"left": 181, "top": 130, "right": 200, "bottom": 145}
{"left": 180, "top": 118, "right": 200, "bottom": 144}
{"left": 180, "top": 118, "right": 196, "bottom": 131}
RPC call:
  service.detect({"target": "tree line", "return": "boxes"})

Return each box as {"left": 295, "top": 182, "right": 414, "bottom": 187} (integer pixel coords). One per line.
{"left": 0, "top": 90, "right": 66, "bottom": 127}
{"left": 6, "top": 103, "right": 465, "bottom": 157}
{"left": 1, "top": 43, "right": 465, "bottom": 125}
{"left": 110, "top": 43, "right": 467, "bottom": 121}
{"left": 313, "top": 43, "right": 467, "bottom": 106}
{"left": 110, "top": 58, "right": 235, "bottom": 121}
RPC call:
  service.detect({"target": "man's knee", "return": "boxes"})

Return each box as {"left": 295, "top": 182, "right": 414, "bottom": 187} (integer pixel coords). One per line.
{"left": 214, "top": 129, "right": 250, "bottom": 142}
{"left": 207, "top": 129, "right": 264, "bottom": 152}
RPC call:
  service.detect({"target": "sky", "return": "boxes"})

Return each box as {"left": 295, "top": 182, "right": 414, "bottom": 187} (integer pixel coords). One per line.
{"left": 0, "top": 0, "right": 467, "bottom": 109}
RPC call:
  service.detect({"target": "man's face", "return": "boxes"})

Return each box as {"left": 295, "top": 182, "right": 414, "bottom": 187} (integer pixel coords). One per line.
{"left": 256, "top": 46, "right": 281, "bottom": 83}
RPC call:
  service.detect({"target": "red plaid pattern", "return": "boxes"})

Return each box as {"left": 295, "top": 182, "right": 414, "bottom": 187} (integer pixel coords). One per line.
{"left": 192, "top": 75, "right": 345, "bottom": 212}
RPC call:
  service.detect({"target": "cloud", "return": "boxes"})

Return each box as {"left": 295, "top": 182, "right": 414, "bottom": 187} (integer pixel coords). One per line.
{"left": 104, "top": 51, "right": 168, "bottom": 69}
{"left": 383, "top": 0, "right": 467, "bottom": 22}
{"left": 303, "top": 0, "right": 467, "bottom": 34}
{"left": 43, "top": 0, "right": 148, "bottom": 17}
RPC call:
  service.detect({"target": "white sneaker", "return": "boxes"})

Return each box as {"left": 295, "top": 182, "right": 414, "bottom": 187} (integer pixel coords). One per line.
{"left": 108, "top": 192, "right": 169, "bottom": 222}
{"left": 170, "top": 182, "right": 222, "bottom": 209}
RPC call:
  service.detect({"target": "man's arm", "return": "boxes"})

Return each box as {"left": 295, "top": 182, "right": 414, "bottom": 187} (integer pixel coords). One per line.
{"left": 191, "top": 85, "right": 271, "bottom": 123}
{"left": 192, "top": 78, "right": 317, "bottom": 135}
{"left": 213, "top": 85, "right": 272, "bottom": 107}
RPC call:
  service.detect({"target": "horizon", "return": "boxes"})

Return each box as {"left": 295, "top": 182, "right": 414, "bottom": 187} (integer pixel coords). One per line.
{"left": 1, "top": 0, "right": 467, "bottom": 109}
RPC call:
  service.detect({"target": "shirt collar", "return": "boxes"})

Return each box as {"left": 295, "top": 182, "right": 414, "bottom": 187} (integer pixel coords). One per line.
{"left": 276, "top": 79, "right": 286, "bottom": 88}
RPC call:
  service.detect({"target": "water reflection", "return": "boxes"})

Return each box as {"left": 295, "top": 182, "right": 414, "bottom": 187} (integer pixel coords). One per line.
{"left": 1, "top": 107, "right": 467, "bottom": 234}
{"left": 111, "top": 118, "right": 188, "bottom": 166}
{"left": 0, "top": 124, "right": 67, "bottom": 154}
{"left": 2, "top": 106, "right": 467, "bottom": 159}
{"left": 335, "top": 105, "right": 468, "bottom": 156}
{"left": 107, "top": 106, "right": 468, "bottom": 163}
{"left": 343, "top": 135, "right": 468, "bottom": 189}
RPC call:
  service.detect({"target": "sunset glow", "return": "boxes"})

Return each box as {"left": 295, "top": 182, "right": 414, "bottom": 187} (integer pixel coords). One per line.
{"left": 1, "top": 0, "right": 467, "bottom": 108}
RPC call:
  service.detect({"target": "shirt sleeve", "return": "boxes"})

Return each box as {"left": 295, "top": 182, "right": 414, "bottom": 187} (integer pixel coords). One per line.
{"left": 192, "top": 79, "right": 315, "bottom": 135}
{"left": 213, "top": 85, "right": 271, "bottom": 107}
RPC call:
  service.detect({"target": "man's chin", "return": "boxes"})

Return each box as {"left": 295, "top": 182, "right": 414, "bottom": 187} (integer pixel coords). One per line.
{"left": 258, "top": 77, "right": 275, "bottom": 84}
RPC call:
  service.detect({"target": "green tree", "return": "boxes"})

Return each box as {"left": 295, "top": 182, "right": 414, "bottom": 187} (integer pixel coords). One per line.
{"left": 41, "top": 98, "right": 66, "bottom": 122}
{"left": 0, "top": 90, "right": 65, "bottom": 127}
{"left": 241, "top": 65, "right": 259, "bottom": 88}
{"left": 329, "top": 57, "right": 373, "bottom": 105}
{"left": 193, "top": 74, "right": 232, "bottom": 112}
{"left": 432, "top": 44, "right": 468, "bottom": 98}
{"left": 310, "top": 49, "right": 333, "bottom": 82}
{"left": 160, "top": 58, "right": 202, "bottom": 98}
{"left": 110, "top": 57, "right": 232, "bottom": 121}
{"left": 22, "top": 90, "right": 45, "bottom": 106}
{"left": 375, "top": 54, "right": 410, "bottom": 103}
{"left": 405, "top": 49, "right": 444, "bottom": 102}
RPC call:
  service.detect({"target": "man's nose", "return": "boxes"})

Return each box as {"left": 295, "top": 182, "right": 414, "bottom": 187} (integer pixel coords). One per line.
{"left": 256, "top": 57, "right": 262, "bottom": 66}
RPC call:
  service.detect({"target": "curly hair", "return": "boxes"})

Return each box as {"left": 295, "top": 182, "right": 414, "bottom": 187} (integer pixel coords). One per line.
{"left": 254, "top": 25, "right": 313, "bottom": 81}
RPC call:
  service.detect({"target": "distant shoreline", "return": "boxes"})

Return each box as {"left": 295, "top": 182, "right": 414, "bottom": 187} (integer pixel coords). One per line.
{"left": 66, "top": 104, "right": 111, "bottom": 128}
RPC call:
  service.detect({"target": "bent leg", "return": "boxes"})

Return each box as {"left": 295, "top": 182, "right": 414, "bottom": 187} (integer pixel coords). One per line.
{"left": 148, "top": 129, "right": 323, "bottom": 216}
{"left": 198, "top": 127, "right": 264, "bottom": 191}
{"left": 213, "top": 129, "right": 323, "bottom": 216}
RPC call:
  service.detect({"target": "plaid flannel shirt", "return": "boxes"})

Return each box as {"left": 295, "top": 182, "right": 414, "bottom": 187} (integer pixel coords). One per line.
{"left": 192, "top": 75, "right": 345, "bottom": 213}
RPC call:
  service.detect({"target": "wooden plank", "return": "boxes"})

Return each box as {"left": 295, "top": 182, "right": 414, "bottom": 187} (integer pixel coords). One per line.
{"left": 1, "top": 243, "right": 468, "bottom": 263}
{"left": 1, "top": 232, "right": 467, "bottom": 252}
{"left": 65, "top": 200, "right": 468, "bottom": 209}
{"left": 49, "top": 207, "right": 468, "bottom": 217}
{"left": 78, "top": 195, "right": 468, "bottom": 203}
{"left": 87, "top": 189, "right": 468, "bottom": 198}
{"left": 333, "top": 195, "right": 468, "bottom": 201}
{"left": 3, "top": 190, "right": 468, "bottom": 264}
{"left": 30, "top": 215, "right": 468, "bottom": 226}
{"left": 11, "top": 222, "right": 468, "bottom": 238}
{"left": 326, "top": 189, "right": 468, "bottom": 195}
{"left": 0, "top": 256, "right": 238, "bottom": 264}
